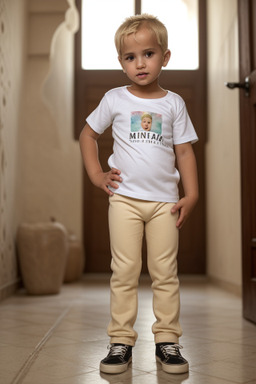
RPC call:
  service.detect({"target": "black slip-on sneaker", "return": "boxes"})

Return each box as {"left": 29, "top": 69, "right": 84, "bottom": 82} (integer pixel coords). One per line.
{"left": 156, "top": 342, "right": 189, "bottom": 374}
{"left": 100, "top": 343, "right": 132, "bottom": 374}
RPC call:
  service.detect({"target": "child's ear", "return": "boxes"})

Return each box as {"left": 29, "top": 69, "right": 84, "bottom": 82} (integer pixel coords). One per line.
{"left": 118, "top": 57, "right": 126, "bottom": 73}
{"left": 163, "top": 49, "right": 171, "bottom": 67}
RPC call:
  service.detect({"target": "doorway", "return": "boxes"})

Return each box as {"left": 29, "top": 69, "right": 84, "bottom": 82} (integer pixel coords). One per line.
{"left": 74, "top": 0, "right": 207, "bottom": 274}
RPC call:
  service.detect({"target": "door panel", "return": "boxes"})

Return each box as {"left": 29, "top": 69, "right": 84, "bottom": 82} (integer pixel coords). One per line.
{"left": 75, "top": 0, "right": 206, "bottom": 274}
{"left": 238, "top": 0, "right": 256, "bottom": 323}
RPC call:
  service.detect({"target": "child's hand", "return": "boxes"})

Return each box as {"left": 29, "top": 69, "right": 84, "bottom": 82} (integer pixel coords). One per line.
{"left": 93, "top": 168, "right": 122, "bottom": 196}
{"left": 171, "top": 196, "right": 198, "bottom": 229}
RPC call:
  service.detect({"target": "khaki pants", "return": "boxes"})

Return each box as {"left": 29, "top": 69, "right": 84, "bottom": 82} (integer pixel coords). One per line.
{"left": 108, "top": 194, "right": 182, "bottom": 347}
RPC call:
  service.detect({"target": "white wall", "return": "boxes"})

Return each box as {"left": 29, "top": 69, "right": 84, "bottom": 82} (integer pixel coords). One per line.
{"left": 0, "top": 0, "right": 27, "bottom": 299}
{"left": 18, "top": 0, "right": 82, "bottom": 239}
{"left": 206, "top": 0, "right": 242, "bottom": 293}
{"left": 0, "top": 0, "right": 83, "bottom": 301}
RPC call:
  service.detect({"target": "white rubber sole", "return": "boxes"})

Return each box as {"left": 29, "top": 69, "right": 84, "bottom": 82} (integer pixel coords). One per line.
{"left": 100, "top": 357, "right": 132, "bottom": 374}
{"left": 156, "top": 356, "right": 189, "bottom": 374}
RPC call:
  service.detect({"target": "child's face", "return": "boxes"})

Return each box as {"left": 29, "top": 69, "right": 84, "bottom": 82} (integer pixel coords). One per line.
{"left": 141, "top": 117, "right": 152, "bottom": 131}
{"left": 118, "top": 27, "right": 170, "bottom": 90}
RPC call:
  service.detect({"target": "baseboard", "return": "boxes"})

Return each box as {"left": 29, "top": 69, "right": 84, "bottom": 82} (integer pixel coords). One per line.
{"left": 208, "top": 276, "right": 242, "bottom": 297}
{"left": 0, "top": 279, "right": 21, "bottom": 302}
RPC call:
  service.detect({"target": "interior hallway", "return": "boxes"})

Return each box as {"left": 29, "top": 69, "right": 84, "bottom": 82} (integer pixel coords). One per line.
{"left": 1, "top": 275, "right": 256, "bottom": 384}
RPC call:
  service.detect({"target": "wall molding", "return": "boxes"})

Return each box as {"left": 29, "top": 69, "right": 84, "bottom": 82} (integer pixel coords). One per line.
{"left": 208, "top": 276, "right": 242, "bottom": 297}
{"left": 0, "top": 279, "right": 21, "bottom": 302}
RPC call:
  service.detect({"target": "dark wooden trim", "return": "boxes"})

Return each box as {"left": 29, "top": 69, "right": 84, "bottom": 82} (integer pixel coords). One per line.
{"left": 238, "top": 0, "right": 251, "bottom": 320}
{"left": 74, "top": 0, "right": 82, "bottom": 140}
{"left": 135, "top": 0, "right": 141, "bottom": 15}
{"left": 238, "top": 0, "right": 256, "bottom": 323}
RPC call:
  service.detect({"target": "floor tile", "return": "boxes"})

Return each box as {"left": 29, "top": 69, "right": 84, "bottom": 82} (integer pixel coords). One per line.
{"left": 0, "top": 275, "right": 255, "bottom": 384}
{"left": 191, "top": 360, "right": 256, "bottom": 383}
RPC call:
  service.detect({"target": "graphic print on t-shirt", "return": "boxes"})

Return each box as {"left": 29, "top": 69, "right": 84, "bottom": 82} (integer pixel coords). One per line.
{"left": 129, "top": 111, "right": 167, "bottom": 146}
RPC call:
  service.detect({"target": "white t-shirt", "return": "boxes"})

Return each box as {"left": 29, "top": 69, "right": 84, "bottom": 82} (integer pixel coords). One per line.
{"left": 86, "top": 86, "right": 198, "bottom": 203}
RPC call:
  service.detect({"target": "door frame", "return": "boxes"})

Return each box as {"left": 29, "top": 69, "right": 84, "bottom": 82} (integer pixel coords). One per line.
{"left": 74, "top": 0, "right": 207, "bottom": 274}
{"left": 238, "top": 0, "right": 256, "bottom": 323}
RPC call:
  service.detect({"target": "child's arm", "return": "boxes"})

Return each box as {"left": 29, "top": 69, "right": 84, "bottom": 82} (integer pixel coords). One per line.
{"left": 171, "top": 142, "right": 199, "bottom": 229}
{"left": 79, "top": 123, "right": 122, "bottom": 196}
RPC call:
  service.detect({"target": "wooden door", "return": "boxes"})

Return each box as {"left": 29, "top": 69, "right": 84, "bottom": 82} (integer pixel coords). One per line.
{"left": 75, "top": 0, "right": 206, "bottom": 274}
{"left": 238, "top": 0, "right": 256, "bottom": 323}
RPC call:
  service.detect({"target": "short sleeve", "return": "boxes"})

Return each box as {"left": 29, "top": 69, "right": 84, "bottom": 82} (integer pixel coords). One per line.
{"left": 172, "top": 103, "right": 198, "bottom": 145}
{"left": 86, "top": 94, "right": 113, "bottom": 135}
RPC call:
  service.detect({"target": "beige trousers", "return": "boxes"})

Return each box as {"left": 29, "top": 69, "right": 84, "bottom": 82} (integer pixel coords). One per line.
{"left": 108, "top": 194, "right": 182, "bottom": 346}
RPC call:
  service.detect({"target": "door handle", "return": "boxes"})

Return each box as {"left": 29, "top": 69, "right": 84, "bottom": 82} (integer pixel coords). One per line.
{"left": 225, "top": 76, "right": 250, "bottom": 97}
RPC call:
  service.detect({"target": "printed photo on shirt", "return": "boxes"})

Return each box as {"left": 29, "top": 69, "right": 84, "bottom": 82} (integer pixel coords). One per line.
{"left": 130, "top": 111, "right": 162, "bottom": 134}
{"left": 129, "top": 111, "right": 167, "bottom": 146}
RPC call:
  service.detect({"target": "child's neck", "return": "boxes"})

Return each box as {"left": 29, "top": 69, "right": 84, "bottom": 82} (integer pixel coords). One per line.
{"left": 127, "top": 83, "right": 167, "bottom": 99}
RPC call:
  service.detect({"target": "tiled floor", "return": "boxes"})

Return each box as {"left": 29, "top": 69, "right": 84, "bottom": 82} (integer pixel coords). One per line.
{"left": 0, "top": 275, "right": 256, "bottom": 384}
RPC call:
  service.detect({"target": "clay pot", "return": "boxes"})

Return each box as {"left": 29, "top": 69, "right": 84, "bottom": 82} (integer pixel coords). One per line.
{"left": 17, "top": 222, "right": 68, "bottom": 295}
{"left": 64, "top": 234, "right": 85, "bottom": 283}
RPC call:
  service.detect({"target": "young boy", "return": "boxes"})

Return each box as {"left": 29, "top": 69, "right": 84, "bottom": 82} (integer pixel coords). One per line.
{"left": 79, "top": 14, "right": 198, "bottom": 375}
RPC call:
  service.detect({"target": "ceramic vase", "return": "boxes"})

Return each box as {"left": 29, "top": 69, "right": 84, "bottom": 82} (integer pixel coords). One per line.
{"left": 17, "top": 221, "right": 68, "bottom": 295}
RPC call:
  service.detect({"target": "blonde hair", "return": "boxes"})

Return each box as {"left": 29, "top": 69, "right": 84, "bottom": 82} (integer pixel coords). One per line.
{"left": 115, "top": 14, "right": 168, "bottom": 56}
{"left": 141, "top": 113, "right": 152, "bottom": 121}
